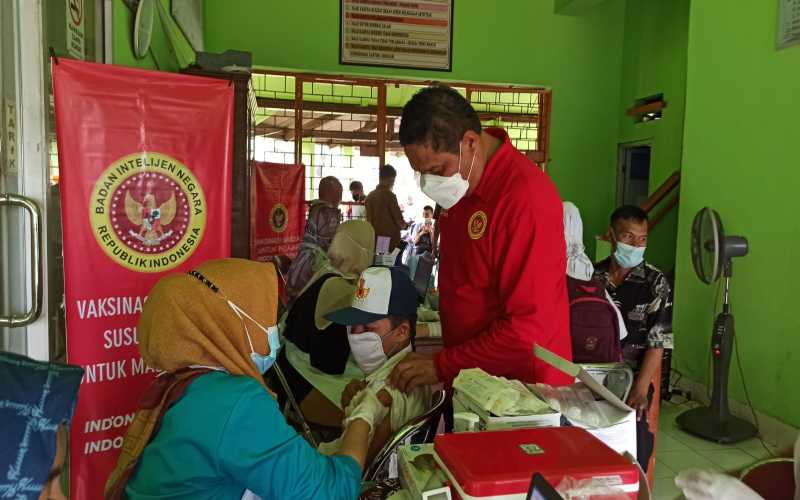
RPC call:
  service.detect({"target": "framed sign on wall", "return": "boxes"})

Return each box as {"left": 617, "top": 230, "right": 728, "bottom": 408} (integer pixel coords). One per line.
{"left": 340, "top": 0, "right": 454, "bottom": 71}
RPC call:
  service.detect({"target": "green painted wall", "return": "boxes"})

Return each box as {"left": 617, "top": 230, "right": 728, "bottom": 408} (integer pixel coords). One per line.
{"left": 616, "top": 0, "right": 689, "bottom": 273}
{"left": 555, "top": 0, "right": 611, "bottom": 16}
{"left": 674, "top": 1, "right": 800, "bottom": 427}
{"left": 203, "top": 0, "right": 628, "bottom": 256}
{"left": 112, "top": 0, "right": 194, "bottom": 71}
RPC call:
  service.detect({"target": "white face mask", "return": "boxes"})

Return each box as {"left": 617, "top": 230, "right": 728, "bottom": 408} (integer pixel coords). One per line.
{"left": 347, "top": 329, "right": 387, "bottom": 375}
{"left": 419, "top": 142, "right": 477, "bottom": 209}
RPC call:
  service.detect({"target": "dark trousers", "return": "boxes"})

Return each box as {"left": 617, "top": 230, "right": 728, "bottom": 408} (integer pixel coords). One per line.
{"left": 637, "top": 384, "right": 656, "bottom": 472}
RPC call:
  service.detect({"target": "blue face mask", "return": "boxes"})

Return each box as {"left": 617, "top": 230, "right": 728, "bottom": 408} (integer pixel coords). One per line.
{"left": 227, "top": 300, "right": 281, "bottom": 374}
{"left": 250, "top": 326, "right": 280, "bottom": 374}
{"left": 614, "top": 241, "right": 646, "bottom": 269}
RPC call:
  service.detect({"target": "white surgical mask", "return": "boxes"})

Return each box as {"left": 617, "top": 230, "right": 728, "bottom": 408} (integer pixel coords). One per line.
{"left": 347, "top": 330, "right": 387, "bottom": 375}
{"left": 419, "top": 142, "right": 477, "bottom": 209}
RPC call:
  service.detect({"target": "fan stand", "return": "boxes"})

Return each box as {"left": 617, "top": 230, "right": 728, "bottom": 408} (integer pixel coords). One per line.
{"left": 676, "top": 261, "right": 758, "bottom": 443}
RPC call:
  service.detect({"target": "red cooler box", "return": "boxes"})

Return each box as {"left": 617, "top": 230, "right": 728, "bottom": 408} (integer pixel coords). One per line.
{"left": 434, "top": 427, "right": 639, "bottom": 500}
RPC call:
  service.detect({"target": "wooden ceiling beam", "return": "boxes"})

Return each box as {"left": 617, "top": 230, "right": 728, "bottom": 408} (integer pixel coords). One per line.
{"left": 256, "top": 97, "right": 539, "bottom": 124}
{"left": 285, "top": 113, "right": 340, "bottom": 140}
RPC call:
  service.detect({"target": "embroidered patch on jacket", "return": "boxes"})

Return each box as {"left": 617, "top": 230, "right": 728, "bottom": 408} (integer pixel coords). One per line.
{"left": 468, "top": 211, "right": 488, "bottom": 240}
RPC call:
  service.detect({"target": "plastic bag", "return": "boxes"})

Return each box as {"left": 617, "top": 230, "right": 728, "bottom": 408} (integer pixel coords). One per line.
{"left": 555, "top": 475, "right": 630, "bottom": 499}
{"left": 533, "top": 383, "right": 612, "bottom": 427}
{"left": 675, "top": 469, "right": 763, "bottom": 500}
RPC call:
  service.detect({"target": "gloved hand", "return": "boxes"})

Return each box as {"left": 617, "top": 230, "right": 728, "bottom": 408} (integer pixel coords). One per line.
{"left": 675, "top": 469, "right": 763, "bottom": 500}
{"left": 341, "top": 379, "right": 368, "bottom": 409}
{"left": 342, "top": 388, "right": 391, "bottom": 438}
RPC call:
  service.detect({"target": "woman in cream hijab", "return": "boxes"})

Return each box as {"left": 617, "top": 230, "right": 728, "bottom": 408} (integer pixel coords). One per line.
{"left": 275, "top": 220, "right": 377, "bottom": 428}
{"left": 106, "top": 258, "right": 388, "bottom": 500}
{"left": 298, "top": 219, "right": 376, "bottom": 295}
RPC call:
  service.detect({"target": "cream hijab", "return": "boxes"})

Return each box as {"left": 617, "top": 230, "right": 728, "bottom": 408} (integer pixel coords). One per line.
{"left": 297, "top": 220, "right": 376, "bottom": 330}
{"left": 299, "top": 219, "right": 375, "bottom": 297}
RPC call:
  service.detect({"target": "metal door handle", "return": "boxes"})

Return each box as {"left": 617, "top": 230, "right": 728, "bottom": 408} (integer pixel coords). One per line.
{"left": 0, "top": 193, "right": 43, "bottom": 327}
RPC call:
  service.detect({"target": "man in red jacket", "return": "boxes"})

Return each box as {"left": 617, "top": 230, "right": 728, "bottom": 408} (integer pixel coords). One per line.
{"left": 389, "top": 85, "right": 573, "bottom": 393}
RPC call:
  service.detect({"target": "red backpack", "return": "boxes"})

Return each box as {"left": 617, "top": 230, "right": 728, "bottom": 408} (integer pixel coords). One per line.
{"left": 567, "top": 276, "right": 622, "bottom": 364}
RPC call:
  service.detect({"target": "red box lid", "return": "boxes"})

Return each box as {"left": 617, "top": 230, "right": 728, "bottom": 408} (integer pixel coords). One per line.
{"left": 434, "top": 427, "right": 638, "bottom": 497}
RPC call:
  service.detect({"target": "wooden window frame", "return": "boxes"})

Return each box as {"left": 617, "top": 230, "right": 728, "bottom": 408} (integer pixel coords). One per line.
{"left": 251, "top": 70, "right": 552, "bottom": 171}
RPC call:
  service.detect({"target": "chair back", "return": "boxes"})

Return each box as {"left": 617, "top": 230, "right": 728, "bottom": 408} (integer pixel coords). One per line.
{"left": 272, "top": 255, "right": 292, "bottom": 307}
{"left": 363, "top": 389, "right": 447, "bottom": 482}
{"left": 270, "top": 362, "right": 318, "bottom": 447}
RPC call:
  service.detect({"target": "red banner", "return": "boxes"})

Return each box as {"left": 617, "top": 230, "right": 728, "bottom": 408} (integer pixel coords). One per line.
{"left": 250, "top": 161, "right": 305, "bottom": 261}
{"left": 53, "top": 59, "right": 233, "bottom": 498}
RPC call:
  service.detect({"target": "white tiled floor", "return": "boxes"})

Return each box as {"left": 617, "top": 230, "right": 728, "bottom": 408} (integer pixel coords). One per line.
{"left": 652, "top": 399, "right": 781, "bottom": 500}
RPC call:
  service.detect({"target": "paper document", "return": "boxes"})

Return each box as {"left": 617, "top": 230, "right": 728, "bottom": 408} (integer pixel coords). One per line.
{"left": 585, "top": 402, "right": 637, "bottom": 457}
{"left": 453, "top": 368, "right": 551, "bottom": 416}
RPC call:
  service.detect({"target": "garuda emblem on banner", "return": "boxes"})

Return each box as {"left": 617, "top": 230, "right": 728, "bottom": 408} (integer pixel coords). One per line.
{"left": 124, "top": 181, "right": 177, "bottom": 245}
{"left": 90, "top": 152, "right": 207, "bottom": 273}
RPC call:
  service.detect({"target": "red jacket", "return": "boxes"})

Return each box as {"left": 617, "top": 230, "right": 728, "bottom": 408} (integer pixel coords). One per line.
{"left": 434, "top": 129, "right": 573, "bottom": 387}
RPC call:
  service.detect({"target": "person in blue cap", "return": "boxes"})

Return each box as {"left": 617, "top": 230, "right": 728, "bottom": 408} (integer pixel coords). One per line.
{"left": 318, "top": 266, "right": 431, "bottom": 461}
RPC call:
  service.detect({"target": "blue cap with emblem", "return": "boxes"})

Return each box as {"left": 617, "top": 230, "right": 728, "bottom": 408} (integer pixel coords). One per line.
{"left": 325, "top": 266, "right": 417, "bottom": 326}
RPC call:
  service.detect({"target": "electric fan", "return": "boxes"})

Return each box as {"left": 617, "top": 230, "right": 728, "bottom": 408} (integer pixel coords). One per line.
{"left": 676, "top": 207, "right": 756, "bottom": 443}
{"left": 133, "top": 0, "right": 155, "bottom": 59}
